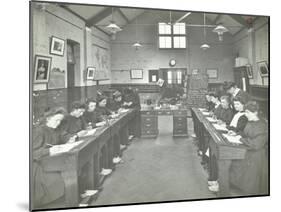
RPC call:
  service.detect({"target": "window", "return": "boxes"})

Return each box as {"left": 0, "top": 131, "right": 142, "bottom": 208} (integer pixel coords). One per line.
{"left": 167, "top": 71, "right": 172, "bottom": 84}
{"left": 177, "top": 71, "right": 182, "bottom": 84}
{"left": 158, "top": 22, "right": 186, "bottom": 49}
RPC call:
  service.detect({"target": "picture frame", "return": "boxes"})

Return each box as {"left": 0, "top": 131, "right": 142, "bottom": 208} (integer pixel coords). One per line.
{"left": 191, "top": 69, "right": 199, "bottom": 75}
{"left": 257, "top": 61, "right": 269, "bottom": 77}
{"left": 86, "top": 67, "right": 96, "bottom": 80}
{"left": 246, "top": 65, "right": 253, "bottom": 79}
{"left": 206, "top": 68, "right": 218, "bottom": 79}
{"left": 50, "top": 36, "right": 65, "bottom": 56}
{"left": 130, "top": 69, "right": 143, "bottom": 79}
{"left": 33, "top": 55, "right": 52, "bottom": 84}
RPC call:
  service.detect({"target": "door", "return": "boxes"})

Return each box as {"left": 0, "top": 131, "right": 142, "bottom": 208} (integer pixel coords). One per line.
{"left": 233, "top": 66, "right": 250, "bottom": 92}
{"left": 66, "top": 40, "right": 81, "bottom": 111}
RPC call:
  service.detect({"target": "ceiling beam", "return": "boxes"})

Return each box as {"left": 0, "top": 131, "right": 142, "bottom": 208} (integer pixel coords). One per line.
{"left": 86, "top": 7, "right": 113, "bottom": 27}
{"left": 60, "top": 5, "right": 87, "bottom": 22}
{"left": 117, "top": 8, "right": 130, "bottom": 24}
{"left": 213, "top": 15, "right": 221, "bottom": 24}
{"left": 229, "top": 15, "right": 248, "bottom": 26}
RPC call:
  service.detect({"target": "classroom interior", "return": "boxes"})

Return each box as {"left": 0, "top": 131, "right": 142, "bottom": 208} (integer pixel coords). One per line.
{"left": 31, "top": 2, "right": 269, "bottom": 210}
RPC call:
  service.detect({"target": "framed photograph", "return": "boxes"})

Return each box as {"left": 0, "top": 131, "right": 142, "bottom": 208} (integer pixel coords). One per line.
{"left": 192, "top": 69, "right": 199, "bottom": 75}
{"left": 246, "top": 65, "right": 253, "bottom": 79}
{"left": 50, "top": 36, "right": 65, "bottom": 56}
{"left": 257, "top": 61, "right": 269, "bottom": 77}
{"left": 206, "top": 68, "right": 218, "bottom": 79}
{"left": 33, "top": 55, "right": 52, "bottom": 83}
{"left": 130, "top": 69, "right": 143, "bottom": 79}
{"left": 86, "top": 67, "right": 96, "bottom": 80}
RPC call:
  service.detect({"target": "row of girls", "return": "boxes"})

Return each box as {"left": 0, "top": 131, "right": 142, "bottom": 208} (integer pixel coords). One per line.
{"left": 201, "top": 81, "right": 268, "bottom": 195}
{"left": 32, "top": 87, "right": 141, "bottom": 208}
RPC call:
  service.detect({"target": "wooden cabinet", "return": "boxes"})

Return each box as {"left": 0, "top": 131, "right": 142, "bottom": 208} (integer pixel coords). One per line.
{"left": 140, "top": 109, "right": 188, "bottom": 138}
{"left": 141, "top": 112, "right": 158, "bottom": 138}
{"left": 173, "top": 116, "right": 188, "bottom": 137}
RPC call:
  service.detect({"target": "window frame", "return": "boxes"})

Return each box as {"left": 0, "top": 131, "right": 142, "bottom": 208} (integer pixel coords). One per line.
{"left": 158, "top": 22, "right": 187, "bottom": 49}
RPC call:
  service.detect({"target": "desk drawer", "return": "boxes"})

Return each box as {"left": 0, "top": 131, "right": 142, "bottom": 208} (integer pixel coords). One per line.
{"left": 156, "top": 110, "right": 172, "bottom": 115}
{"left": 173, "top": 117, "right": 186, "bottom": 123}
{"left": 141, "top": 122, "right": 157, "bottom": 129}
{"left": 173, "top": 128, "right": 187, "bottom": 135}
{"left": 141, "top": 129, "right": 158, "bottom": 136}
{"left": 141, "top": 110, "right": 156, "bottom": 115}
{"left": 141, "top": 116, "right": 157, "bottom": 123}
{"left": 173, "top": 110, "right": 188, "bottom": 116}
{"left": 173, "top": 121, "right": 187, "bottom": 129}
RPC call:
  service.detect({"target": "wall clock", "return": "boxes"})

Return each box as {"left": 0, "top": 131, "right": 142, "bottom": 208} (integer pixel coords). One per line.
{"left": 169, "top": 59, "right": 176, "bottom": 67}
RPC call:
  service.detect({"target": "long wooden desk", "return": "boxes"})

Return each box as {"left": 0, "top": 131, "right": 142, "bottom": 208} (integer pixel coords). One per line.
{"left": 191, "top": 108, "right": 248, "bottom": 197}
{"left": 37, "top": 109, "right": 137, "bottom": 208}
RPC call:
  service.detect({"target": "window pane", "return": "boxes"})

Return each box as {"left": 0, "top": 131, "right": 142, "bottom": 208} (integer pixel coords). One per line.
{"left": 173, "top": 23, "right": 186, "bottom": 34}
{"left": 159, "top": 36, "right": 172, "bottom": 48}
{"left": 158, "top": 23, "right": 171, "bottom": 34}
{"left": 167, "top": 71, "right": 172, "bottom": 84}
{"left": 173, "top": 36, "right": 186, "bottom": 48}
{"left": 177, "top": 71, "right": 182, "bottom": 84}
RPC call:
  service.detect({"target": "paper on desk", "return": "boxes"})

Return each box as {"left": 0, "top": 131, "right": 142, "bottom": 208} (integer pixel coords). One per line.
{"left": 198, "top": 108, "right": 207, "bottom": 112}
{"left": 202, "top": 111, "right": 211, "bottom": 116}
{"left": 49, "top": 140, "right": 84, "bottom": 156}
{"left": 119, "top": 109, "right": 129, "bottom": 113}
{"left": 83, "top": 128, "right": 97, "bottom": 137}
{"left": 222, "top": 134, "right": 242, "bottom": 144}
{"left": 206, "top": 117, "right": 217, "bottom": 123}
{"left": 213, "top": 123, "right": 228, "bottom": 131}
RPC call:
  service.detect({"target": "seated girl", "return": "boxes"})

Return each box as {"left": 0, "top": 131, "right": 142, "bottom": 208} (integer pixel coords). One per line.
{"left": 217, "top": 95, "right": 234, "bottom": 125}
{"left": 107, "top": 90, "right": 123, "bottom": 112}
{"left": 32, "top": 107, "right": 66, "bottom": 208}
{"left": 230, "top": 101, "right": 268, "bottom": 195}
{"left": 83, "top": 98, "right": 106, "bottom": 129}
{"left": 205, "top": 92, "right": 215, "bottom": 111}
{"left": 227, "top": 96, "right": 248, "bottom": 134}
{"left": 59, "top": 101, "right": 87, "bottom": 142}
{"left": 209, "top": 93, "right": 222, "bottom": 117}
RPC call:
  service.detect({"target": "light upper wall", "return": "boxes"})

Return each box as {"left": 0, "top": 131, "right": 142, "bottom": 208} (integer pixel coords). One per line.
{"left": 32, "top": 3, "right": 111, "bottom": 91}
{"left": 233, "top": 17, "right": 269, "bottom": 86}
{"left": 111, "top": 11, "right": 235, "bottom": 84}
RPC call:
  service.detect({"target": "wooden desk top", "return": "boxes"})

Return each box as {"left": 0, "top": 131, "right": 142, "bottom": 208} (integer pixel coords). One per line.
{"left": 192, "top": 108, "right": 248, "bottom": 149}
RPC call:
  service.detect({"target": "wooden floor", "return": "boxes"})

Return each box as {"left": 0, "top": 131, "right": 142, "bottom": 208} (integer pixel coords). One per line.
{"left": 91, "top": 116, "right": 216, "bottom": 206}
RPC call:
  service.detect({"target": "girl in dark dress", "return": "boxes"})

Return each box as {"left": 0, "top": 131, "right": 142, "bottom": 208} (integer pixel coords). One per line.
{"left": 217, "top": 95, "right": 234, "bottom": 125}
{"left": 32, "top": 107, "right": 66, "bottom": 208}
{"left": 227, "top": 96, "right": 248, "bottom": 134}
{"left": 59, "top": 101, "right": 87, "bottom": 142}
{"left": 83, "top": 98, "right": 106, "bottom": 129}
{"left": 107, "top": 90, "right": 123, "bottom": 112}
{"left": 230, "top": 101, "right": 268, "bottom": 195}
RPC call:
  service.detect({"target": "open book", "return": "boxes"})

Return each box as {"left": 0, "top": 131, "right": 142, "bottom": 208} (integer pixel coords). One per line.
{"left": 206, "top": 117, "right": 217, "bottom": 123}
{"left": 222, "top": 134, "right": 242, "bottom": 144}
{"left": 213, "top": 123, "right": 228, "bottom": 132}
{"left": 49, "top": 140, "right": 84, "bottom": 156}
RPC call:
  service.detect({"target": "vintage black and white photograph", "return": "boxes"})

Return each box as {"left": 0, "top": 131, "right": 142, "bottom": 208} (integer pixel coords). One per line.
{"left": 257, "top": 61, "right": 269, "bottom": 77}
{"left": 33, "top": 55, "right": 51, "bottom": 83}
{"left": 30, "top": 1, "right": 269, "bottom": 211}
{"left": 86, "top": 67, "right": 96, "bottom": 80}
{"left": 50, "top": 36, "right": 65, "bottom": 56}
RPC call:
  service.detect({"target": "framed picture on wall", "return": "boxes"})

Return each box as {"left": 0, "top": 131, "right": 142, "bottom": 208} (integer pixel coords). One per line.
{"left": 50, "top": 36, "right": 65, "bottom": 56}
{"left": 257, "top": 61, "right": 269, "bottom": 77}
{"left": 34, "top": 55, "right": 52, "bottom": 83}
{"left": 130, "top": 69, "right": 143, "bottom": 79}
{"left": 191, "top": 69, "right": 199, "bottom": 75}
{"left": 86, "top": 67, "right": 96, "bottom": 80}
{"left": 246, "top": 65, "right": 253, "bottom": 79}
{"left": 206, "top": 68, "right": 218, "bottom": 79}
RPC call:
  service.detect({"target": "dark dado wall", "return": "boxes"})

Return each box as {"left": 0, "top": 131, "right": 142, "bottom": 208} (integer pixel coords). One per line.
{"left": 249, "top": 85, "right": 269, "bottom": 119}
{"left": 32, "top": 85, "right": 110, "bottom": 124}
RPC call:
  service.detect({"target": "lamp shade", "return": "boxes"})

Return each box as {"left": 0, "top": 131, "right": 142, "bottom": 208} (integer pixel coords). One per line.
{"left": 106, "top": 21, "right": 122, "bottom": 33}
{"left": 132, "top": 41, "right": 142, "bottom": 50}
{"left": 200, "top": 43, "right": 210, "bottom": 50}
{"left": 213, "top": 24, "right": 229, "bottom": 34}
